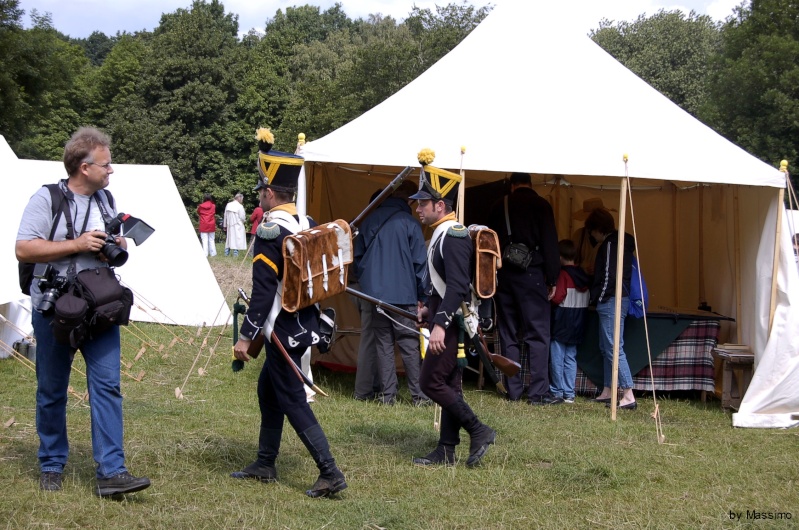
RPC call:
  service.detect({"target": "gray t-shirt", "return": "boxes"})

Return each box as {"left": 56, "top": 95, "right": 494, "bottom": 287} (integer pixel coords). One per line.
{"left": 17, "top": 183, "right": 118, "bottom": 309}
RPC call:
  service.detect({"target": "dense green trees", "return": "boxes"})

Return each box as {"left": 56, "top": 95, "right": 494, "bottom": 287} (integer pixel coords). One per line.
{"left": 591, "top": 10, "right": 720, "bottom": 117}
{"left": 1, "top": 0, "right": 796, "bottom": 217}
{"left": 0, "top": 0, "right": 490, "bottom": 217}
{"left": 701, "top": 0, "right": 799, "bottom": 177}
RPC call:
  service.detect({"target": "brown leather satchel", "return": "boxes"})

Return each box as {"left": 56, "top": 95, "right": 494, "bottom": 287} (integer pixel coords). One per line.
{"left": 468, "top": 225, "right": 502, "bottom": 299}
{"left": 281, "top": 220, "right": 353, "bottom": 312}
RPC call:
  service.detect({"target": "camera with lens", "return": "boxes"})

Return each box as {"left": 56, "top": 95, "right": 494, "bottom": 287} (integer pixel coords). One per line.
{"left": 100, "top": 213, "right": 155, "bottom": 267}
{"left": 34, "top": 263, "right": 70, "bottom": 315}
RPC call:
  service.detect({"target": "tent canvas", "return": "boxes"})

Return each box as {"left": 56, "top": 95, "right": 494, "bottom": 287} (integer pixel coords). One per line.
{"left": 300, "top": 2, "right": 798, "bottom": 427}
{"left": 0, "top": 136, "right": 231, "bottom": 358}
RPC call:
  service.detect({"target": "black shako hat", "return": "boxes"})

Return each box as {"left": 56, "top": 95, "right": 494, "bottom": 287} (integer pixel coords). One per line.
{"left": 254, "top": 128, "right": 304, "bottom": 193}
{"left": 408, "top": 147, "right": 462, "bottom": 205}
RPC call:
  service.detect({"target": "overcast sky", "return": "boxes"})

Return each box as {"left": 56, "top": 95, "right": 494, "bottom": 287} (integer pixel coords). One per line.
{"left": 18, "top": 0, "right": 743, "bottom": 39}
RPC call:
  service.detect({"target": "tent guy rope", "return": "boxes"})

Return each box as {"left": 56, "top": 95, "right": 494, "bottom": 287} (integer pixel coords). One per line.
{"left": 623, "top": 157, "right": 665, "bottom": 443}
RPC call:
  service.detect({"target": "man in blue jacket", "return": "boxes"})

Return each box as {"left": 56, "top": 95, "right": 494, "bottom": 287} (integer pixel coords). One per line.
{"left": 353, "top": 181, "right": 431, "bottom": 406}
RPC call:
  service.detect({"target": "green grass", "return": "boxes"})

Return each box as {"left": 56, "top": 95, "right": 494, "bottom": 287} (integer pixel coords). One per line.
{"left": 2, "top": 329, "right": 797, "bottom": 529}
{"left": 2, "top": 251, "right": 796, "bottom": 528}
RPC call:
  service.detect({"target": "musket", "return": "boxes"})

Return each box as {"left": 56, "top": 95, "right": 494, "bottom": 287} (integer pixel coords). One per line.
{"left": 459, "top": 301, "right": 520, "bottom": 395}
{"left": 349, "top": 166, "right": 412, "bottom": 234}
{"left": 477, "top": 327, "right": 520, "bottom": 378}
{"left": 345, "top": 287, "right": 417, "bottom": 321}
{"left": 347, "top": 286, "right": 519, "bottom": 390}
{"left": 235, "top": 288, "right": 328, "bottom": 397}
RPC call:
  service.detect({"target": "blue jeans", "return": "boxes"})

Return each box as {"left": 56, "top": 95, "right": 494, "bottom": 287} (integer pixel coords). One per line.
{"left": 549, "top": 340, "right": 577, "bottom": 399}
{"left": 596, "top": 297, "right": 633, "bottom": 389}
{"left": 33, "top": 311, "right": 127, "bottom": 479}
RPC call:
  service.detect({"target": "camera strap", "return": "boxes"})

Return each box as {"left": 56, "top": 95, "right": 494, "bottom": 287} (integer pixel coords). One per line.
{"left": 503, "top": 195, "right": 513, "bottom": 243}
{"left": 92, "top": 193, "right": 113, "bottom": 225}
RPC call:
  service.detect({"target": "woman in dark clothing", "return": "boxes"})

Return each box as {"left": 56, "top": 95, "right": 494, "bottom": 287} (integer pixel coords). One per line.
{"left": 584, "top": 208, "right": 637, "bottom": 410}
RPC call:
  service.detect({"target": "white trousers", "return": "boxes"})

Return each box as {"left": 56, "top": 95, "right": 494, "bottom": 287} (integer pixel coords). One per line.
{"left": 200, "top": 232, "right": 216, "bottom": 257}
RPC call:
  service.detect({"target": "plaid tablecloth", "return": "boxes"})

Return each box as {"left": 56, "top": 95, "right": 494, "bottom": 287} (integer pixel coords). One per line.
{"left": 575, "top": 319, "right": 719, "bottom": 394}
{"left": 488, "top": 319, "right": 719, "bottom": 395}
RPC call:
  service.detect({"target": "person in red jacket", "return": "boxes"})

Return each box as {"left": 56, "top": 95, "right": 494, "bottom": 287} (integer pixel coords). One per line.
{"left": 248, "top": 204, "right": 264, "bottom": 253}
{"left": 197, "top": 193, "right": 217, "bottom": 257}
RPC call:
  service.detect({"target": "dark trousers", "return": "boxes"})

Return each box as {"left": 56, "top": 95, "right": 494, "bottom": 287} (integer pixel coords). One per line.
{"left": 420, "top": 297, "right": 488, "bottom": 447}
{"left": 494, "top": 265, "right": 551, "bottom": 400}
{"left": 258, "top": 339, "right": 319, "bottom": 437}
{"left": 353, "top": 296, "right": 380, "bottom": 399}
{"left": 419, "top": 296, "right": 462, "bottom": 409}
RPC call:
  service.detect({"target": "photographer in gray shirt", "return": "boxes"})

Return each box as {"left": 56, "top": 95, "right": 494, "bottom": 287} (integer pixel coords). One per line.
{"left": 15, "top": 127, "right": 150, "bottom": 497}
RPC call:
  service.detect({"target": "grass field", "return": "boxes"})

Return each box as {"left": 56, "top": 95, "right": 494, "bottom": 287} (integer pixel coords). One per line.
{"left": 1, "top": 251, "right": 797, "bottom": 529}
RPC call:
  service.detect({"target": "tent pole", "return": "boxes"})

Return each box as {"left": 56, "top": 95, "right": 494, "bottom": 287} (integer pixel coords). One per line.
{"left": 768, "top": 189, "right": 785, "bottom": 335}
{"left": 296, "top": 135, "right": 307, "bottom": 217}
{"left": 698, "top": 187, "right": 706, "bottom": 308}
{"left": 672, "top": 184, "right": 679, "bottom": 306}
{"left": 733, "top": 186, "right": 742, "bottom": 344}
{"left": 307, "top": 164, "right": 325, "bottom": 222}
{"left": 610, "top": 178, "right": 629, "bottom": 421}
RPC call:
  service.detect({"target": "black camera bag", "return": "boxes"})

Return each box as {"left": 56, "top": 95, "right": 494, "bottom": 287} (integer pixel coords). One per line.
{"left": 52, "top": 293, "right": 89, "bottom": 348}
{"left": 75, "top": 267, "right": 134, "bottom": 335}
{"left": 502, "top": 242, "right": 533, "bottom": 270}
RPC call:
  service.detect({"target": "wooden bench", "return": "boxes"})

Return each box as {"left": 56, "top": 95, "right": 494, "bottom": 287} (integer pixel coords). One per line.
{"left": 712, "top": 347, "right": 755, "bottom": 410}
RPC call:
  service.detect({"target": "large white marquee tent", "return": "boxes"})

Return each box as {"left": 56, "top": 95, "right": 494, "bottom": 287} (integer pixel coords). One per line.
{"left": 0, "top": 135, "right": 232, "bottom": 358}
{"left": 300, "top": 2, "right": 799, "bottom": 428}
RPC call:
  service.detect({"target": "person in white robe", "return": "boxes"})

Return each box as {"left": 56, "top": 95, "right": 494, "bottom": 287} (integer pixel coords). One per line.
{"left": 224, "top": 193, "right": 247, "bottom": 257}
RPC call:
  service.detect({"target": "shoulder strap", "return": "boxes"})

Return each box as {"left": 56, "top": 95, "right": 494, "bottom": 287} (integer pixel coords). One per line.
{"left": 362, "top": 210, "right": 403, "bottom": 255}
{"left": 43, "top": 184, "right": 67, "bottom": 241}
{"left": 503, "top": 195, "right": 512, "bottom": 239}
{"left": 428, "top": 220, "right": 458, "bottom": 297}
{"left": 103, "top": 189, "right": 115, "bottom": 210}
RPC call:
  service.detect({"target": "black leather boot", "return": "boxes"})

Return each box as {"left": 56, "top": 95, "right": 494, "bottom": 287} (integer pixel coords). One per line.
{"left": 412, "top": 444, "right": 456, "bottom": 466}
{"left": 413, "top": 407, "right": 459, "bottom": 466}
{"left": 444, "top": 399, "right": 496, "bottom": 468}
{"left": 231, "top": 428, "right": 281, "bottom": 482}
{"left": 298, "top": 424, "right": 347, "bottom": 498}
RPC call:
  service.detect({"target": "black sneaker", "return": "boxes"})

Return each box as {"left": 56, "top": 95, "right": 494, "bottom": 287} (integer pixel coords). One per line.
{"left": 95, "top": 471, "right": 151, "bottom": 497}
{"left": 39, "top": 471, "right": 62, "bottom": 491}
{"left": 528, "top": 394, "right": 564, "bottom": 406}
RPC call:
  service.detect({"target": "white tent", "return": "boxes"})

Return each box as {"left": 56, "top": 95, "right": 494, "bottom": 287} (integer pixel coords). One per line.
{"left": 301, "top": 2, "right": 798, "bottom": 427}
{"left": 0, "top": 136, "right": 232, "bottom": 358}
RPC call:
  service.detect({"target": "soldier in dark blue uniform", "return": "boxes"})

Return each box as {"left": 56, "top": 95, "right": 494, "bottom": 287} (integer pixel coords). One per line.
{"left": 410, "top": 149, "right": 496, "bottom": 468}
{"left": 231, "top": 128, "right": 346, "bottom": 498}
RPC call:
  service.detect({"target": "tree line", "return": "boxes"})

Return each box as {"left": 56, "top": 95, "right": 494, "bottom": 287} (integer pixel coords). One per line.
{"left": 1, "top": 0, "right": 796, "bottom": 222}
{"left": 591, "top": 1, "right": 799, "bottom": 193}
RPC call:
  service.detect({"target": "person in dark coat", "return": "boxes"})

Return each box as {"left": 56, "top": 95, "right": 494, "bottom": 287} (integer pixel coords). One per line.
{"left": 353, "top": 180, "right": 430, "bottom": 406}
{"left": 487, "top": 172, "right": 560, "bottom": 404}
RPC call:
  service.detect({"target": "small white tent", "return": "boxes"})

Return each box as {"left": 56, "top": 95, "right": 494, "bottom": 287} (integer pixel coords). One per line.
{"left": 0, "top": 136, "right": 231, "bottom": 358}
{"left": 301, "top": 2, "right": 798, "bottom": 427}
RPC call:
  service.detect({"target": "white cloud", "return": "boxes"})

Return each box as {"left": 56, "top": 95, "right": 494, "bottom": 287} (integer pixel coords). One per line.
{"left": 705, "top": 0, "right": 743, "bottom": 21}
